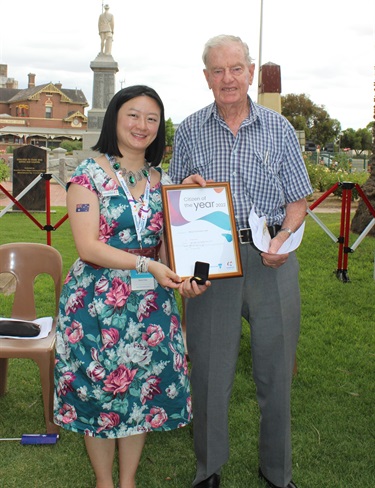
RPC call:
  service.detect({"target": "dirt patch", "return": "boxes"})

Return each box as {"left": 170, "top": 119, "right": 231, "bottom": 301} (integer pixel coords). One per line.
{"left": 308, "top": 192, "right": 359, "bottom": 213}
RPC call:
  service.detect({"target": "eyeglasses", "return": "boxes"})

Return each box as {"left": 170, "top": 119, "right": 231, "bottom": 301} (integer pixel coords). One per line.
{"left": 210, "top": 66, "right": 245, "bottom": 79}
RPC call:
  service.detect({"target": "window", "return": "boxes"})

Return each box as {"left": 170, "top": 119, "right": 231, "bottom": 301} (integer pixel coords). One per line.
{"left": 45, "top": 106, "right": 52, "bottom": 118}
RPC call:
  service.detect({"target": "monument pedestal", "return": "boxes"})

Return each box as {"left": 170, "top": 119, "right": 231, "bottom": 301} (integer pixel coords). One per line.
{"left": 82, "top": 53, "right": 119, "bottom": 151}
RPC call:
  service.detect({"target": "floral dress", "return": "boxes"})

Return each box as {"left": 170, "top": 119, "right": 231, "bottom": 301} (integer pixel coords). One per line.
{"left": 53, "top": 159, "right": 191, "bottom": 438}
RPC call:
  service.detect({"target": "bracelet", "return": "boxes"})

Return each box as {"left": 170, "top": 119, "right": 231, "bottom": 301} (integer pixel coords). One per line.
{"left": 278, "top": 227, "right": 293, "bottom": 236}
{"left": 135, "top": 256, "right": 150, "bottom": 274}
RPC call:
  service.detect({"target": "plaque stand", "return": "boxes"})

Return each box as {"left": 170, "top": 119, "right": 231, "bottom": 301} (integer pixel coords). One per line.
{"left": 0, "top": 174, "right": 68, "bottom": 246}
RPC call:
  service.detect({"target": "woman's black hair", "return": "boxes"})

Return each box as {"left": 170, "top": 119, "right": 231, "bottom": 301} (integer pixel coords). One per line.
{"left": 91, "top": 85, "right": 166, "bottom": 167}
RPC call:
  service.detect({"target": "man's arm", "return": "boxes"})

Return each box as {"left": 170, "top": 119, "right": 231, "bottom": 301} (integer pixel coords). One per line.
{"left": 261, "top": 198, "right": 307, "bottom": 268}
{"left": 276, "top": 198, "right": 308, "bottom": 242}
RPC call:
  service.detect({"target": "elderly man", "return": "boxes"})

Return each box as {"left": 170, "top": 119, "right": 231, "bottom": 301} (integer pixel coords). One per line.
{"left": 169, "top": 35, "right": 312, "bottom": 488}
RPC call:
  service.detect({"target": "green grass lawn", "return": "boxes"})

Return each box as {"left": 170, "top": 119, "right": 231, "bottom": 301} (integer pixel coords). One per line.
{"left": 0, "top": 209, "right": 374, "bottom": 487}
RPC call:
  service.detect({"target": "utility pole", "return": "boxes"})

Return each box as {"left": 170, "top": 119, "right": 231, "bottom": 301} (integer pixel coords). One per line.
{"left": 258, "top": 0, "right": 263, "bottom": 70}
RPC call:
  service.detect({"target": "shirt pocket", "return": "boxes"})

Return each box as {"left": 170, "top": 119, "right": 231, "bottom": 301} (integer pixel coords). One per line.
{"left": 243, "top": 150, "right": 285, "bottom": 211}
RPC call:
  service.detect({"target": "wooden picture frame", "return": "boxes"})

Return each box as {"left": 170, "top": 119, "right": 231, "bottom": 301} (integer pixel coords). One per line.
{"left": 162, "top": 182, "right": 243, "bottom": 280}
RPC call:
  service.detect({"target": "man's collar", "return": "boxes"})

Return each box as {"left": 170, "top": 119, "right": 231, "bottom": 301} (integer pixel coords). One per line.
{"left": 208, "top": 96, "right": 260, "bottom": 126}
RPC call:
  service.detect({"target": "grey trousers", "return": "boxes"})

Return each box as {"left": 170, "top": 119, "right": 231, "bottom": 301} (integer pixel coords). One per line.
{"left": 186, "top": 243, "right": 300, "bottom": 487}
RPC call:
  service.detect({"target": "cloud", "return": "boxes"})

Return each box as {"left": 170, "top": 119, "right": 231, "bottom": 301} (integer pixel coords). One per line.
{"left": 1, "top": 0, "right": 373, "bottom": 130}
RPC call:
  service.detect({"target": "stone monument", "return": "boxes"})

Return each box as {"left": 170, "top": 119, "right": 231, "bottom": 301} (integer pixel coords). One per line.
{"left": 12, "top": 145, "right": 46, "bottom": 211}
{"left": 82, "top": 4, "right": 119, "bottom": 151}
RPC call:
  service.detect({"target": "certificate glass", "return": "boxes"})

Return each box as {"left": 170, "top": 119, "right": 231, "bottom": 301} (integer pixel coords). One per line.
{"left": 162, "top": 182, "right": 243, "bottom": 280}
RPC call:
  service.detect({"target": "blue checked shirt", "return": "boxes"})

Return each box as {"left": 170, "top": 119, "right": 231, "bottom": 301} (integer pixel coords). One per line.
{"left": 169, "top": 97, "right": 313, "bottom": 229}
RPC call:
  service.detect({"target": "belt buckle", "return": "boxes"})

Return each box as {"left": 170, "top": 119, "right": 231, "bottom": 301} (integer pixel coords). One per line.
{"left": 238, "top": 228, "right": 251, "bottom": 244}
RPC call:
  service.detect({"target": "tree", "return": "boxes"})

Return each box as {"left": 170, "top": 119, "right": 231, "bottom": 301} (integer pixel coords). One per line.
{"left": 341, "top": 125, "right": 372, "bottom": 155}
{"left": 281, "top": 93, "right": 341, "bottom": 147}
{"left": 351, "top": 118, "right": 375, "bottom": 236}
{"left": 165, "top": 118, "right": 175, "bottom": 147}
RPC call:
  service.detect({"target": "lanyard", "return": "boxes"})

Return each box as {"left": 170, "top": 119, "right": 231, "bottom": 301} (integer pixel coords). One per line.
{"left": 106, "top": 155, "right": 150, "bottom": 247}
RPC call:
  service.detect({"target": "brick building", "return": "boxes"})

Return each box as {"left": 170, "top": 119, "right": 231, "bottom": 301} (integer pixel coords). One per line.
{"left": 0, "top": 64, "right": 88, "bottom": 150}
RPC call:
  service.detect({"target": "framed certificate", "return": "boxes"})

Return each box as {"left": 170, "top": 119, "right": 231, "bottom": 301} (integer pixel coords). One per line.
{"left": 162, "top": 182, "right": 243, "bottom": 280}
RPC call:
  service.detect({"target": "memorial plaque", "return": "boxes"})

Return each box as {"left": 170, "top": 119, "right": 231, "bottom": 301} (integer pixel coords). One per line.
{"left": 13, "top": 145, "right": 47, "bottom": 211}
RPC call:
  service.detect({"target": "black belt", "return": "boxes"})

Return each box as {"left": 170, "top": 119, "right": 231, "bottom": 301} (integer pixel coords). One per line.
{"left": 238, "top": 225, "right": 281, "bottom": 244}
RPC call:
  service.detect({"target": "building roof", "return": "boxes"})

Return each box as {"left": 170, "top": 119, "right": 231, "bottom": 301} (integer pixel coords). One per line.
{"left": 0, "top": 125, "right": 87, "bottom": 140}
{"left": 1, "top": 83, "right": 88, "bottom": 106}
{"left": 0, "top": 88, "right": 20, "bottom": 103}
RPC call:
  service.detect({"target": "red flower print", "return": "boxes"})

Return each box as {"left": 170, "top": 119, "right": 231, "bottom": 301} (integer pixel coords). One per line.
{"left": 145, "top": 406, "right": 168, "bottom": 428}
{"left": 98, "top": 215, "right": 118, "bottom": 243}
{"left": 56, "top": 371, "right": 76, "bottom": 396}
{"left": 104, "top": 277, "right": 131, "bottom": 310}
{"left": 90, "top": 347, "right": 99, "bottom": 361}
{"left": 70, "top": 174, "right": 93, "bottom": 191}
{"left": 65, "top": 288, "right": 88, "bottom": 314}
{"left": 142, "top": 324, "right": 165, "bottom": 347}
{"left": 140, "top": 375, "right": 162, "bottom": 405}
{"left": 182, "top": 353, "right": 189, "bottom": 376}
{"left": 103, "top": 179, "right": 117, "bottom": 191}
{"left": 96, "top": 412, "right": 120, "bottom": 433}
{"left": 169, "top": 343, "right": 184, "bottom": 372}
{"left": 63, "top": 272, "right": 73, "bottom": 285}
{"left": 148, "top": 211, "right": 163, "bottom": 233}
{"left": 57, "top": 403, "right": 77, "bottom": 424}
{"left": 169, "top": 315, "right": 179, "bottom": 340}
{"left": 86, "top": 360, "right": 106, "bottom": 382}
{"left": 100, "top": 328, "right": 120, "bottom": 351}
{"left": 95, "top": 276, "right": 109, "bottom": 295}
{"left": 66, "top": 320, "right": 84, "bottom": 344}
{"left": 137, "top": 291, "right": 158, "bottom": 321}
{"left": 103, "top": 364, "right": 138, "bottom": 396}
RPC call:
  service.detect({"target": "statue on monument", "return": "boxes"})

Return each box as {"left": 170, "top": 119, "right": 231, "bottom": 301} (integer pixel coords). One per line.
{"left": 98, "top": 4, "right": 114, "bottom": 55}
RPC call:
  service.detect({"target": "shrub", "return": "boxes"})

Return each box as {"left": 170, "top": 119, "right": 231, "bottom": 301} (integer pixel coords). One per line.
{"left": 0, "top": 158, "right": 9, "bottom": 182}
{"left": 59, "top": 140, "right": 82, "bottom": 153}
{"left": 304, "top": 155, "right": 369, "bottom": 197}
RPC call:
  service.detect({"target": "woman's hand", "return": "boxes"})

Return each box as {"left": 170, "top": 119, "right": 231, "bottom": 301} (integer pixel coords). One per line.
{"left": 148, "top": 260, "right": 183, "bottom": 289}
{"left": 148, "top": 260, "right": 211, "bottom": 296}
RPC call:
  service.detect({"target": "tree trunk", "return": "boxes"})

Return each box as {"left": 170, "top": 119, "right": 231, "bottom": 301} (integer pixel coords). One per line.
{"left": 351, "top": 122, "right": 375, "bottom": 236}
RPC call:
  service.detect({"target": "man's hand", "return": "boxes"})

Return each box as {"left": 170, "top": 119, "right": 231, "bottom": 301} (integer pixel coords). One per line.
{"left": 178, "top": 277, "right": 211, "bottom": 297}
{"left": 182, "top": 174, "right": 207, "bottom": 186}
{"left": 260, "top": 233, "right": 289, "bottom": 268}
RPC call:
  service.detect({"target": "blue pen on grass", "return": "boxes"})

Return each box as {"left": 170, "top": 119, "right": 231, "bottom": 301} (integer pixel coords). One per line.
{"left": 0, "top": 434, "right": 59, "bottom": 444}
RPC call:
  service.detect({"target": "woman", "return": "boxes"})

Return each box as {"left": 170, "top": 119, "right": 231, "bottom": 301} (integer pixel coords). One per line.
{"left": 54, "top": 85, "right": 209, "bottom": 488}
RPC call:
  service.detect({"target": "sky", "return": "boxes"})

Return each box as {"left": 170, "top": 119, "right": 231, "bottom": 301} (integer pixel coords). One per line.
{"left": 1, "top": 0, "right": 374, "bottom": 131}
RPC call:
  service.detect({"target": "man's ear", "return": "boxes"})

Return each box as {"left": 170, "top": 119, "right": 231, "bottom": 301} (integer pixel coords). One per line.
{"left": 203, "top": 69, "right": 212, "bottom": 89}
{"left": 249, "top": 63, "right": 256, "bottom": 86}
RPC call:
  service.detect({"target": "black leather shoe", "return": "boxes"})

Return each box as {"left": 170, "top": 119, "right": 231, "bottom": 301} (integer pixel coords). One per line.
{"left": 194, "top": 473, "right": 221, "bottom": 487}
{"left": 259, "top": 468, "right": 298, "bottom": 488}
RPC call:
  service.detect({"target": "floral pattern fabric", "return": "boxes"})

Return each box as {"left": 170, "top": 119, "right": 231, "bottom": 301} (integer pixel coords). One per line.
{"left": 54, "top": 159, "right": 191, "bottom": 438}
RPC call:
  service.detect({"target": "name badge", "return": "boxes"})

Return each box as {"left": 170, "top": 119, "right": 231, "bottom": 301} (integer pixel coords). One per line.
{"left": 130, "top": 269, "right": 155, "bottom": 291}
{"left": 103, "top": 190, "right": 119, "bottom": 197}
